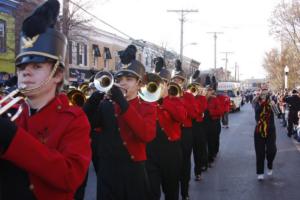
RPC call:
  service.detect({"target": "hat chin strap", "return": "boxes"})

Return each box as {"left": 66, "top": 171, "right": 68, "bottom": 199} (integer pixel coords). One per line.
{"left": 21, "top": 60, "right": 60, "bottom": 95}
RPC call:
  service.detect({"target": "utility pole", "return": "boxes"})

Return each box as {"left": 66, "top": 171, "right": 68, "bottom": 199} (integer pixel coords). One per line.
{"left": 63, "top": 0, "right": 70, "bottom": 81}
{"left": 221, "top": 51, "right": 233, "bottom": 81}
{"left": 167, "top": 9, "right": 198, "bottom": 62}
{"left": 207, "top": 32, "right": 223, "bottom": 69}
{"left": 234, "top": 62, "right": 239, "bottom": 81}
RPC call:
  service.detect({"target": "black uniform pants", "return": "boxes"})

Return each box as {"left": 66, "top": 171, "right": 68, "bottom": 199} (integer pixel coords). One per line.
{"left": 74, "top": 131, "right": 100, "bottom": 200}
{"left": 180, "top": 127, "right": 193, "bottom": 198}
{"left": 192, "top": 121, "right": 208, "bottom": 175}
{"left": 146, "top": 140, "right": 182, "bottom": 200}
{"left": 254, "top": 132, "right": 277, "bottom": 174}
{"left": 215, "top": 119, "right": 221, "bottom": 155}
{"left": 98, "top": 158, "right": 150, "bottom": 200}
{"left": 206, "top": 120, "right": 218, "bottom": 163}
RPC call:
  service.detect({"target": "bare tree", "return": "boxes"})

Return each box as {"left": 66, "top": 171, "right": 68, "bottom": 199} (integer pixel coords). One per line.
{"left": 270, "top": 0, "right": 300, "bottom": 53}
{"left": 267, "top": 0, "right": 300, "bottom": 89}
{"left": 14, "top": 0, "right": 45, "bottom": 56}
{"left": 263, "top": 43, "right": 300, "bottom": 90}
{"left": 61, "top": 0, "right": 96, "bottom": 39}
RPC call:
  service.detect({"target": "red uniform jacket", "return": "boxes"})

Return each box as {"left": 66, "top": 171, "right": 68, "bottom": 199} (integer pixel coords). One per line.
{"left": 195, "top": 95, "right": 208, "bottom": 122}
{"left": 217, "top": 95, "right": 225, "bottom": 115}
{"left": 114, "top": 97, "right": 156, "bottom": 161}
{"left": 156, "top": 96, "right": 187, "bottom": 141}
{"left": 180, "top": 92, "right": 198, "bottom": 127}
{"left": 207, "top": 96, "right": 223, "bottom": 120}
{"left": 223, "top": 95, "right": 231, "bottom": 112}
{"left": 217, "top": 94, "right": 231, "bottom": 114}
{"left": 1, "top": 94, "right": 91, "bottom": 200}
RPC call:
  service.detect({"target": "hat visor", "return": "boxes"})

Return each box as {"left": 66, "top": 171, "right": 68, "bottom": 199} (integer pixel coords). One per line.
{"left": 114, "top": 69, "right": 140, "bottom": 79}
{"left": 172, "top": 75, "right": 186, "bottom": 81}
{"left": 16, "top": 55, "right": 54, "bottom": 67}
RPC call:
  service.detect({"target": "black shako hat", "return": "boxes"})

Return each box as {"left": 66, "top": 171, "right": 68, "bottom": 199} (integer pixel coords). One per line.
{"left": 172, "top": 59, "right": 186, "bottom": 81}
{"left": 204, "top": 74, "right": 218, "bottom": 90}
{"left": 190, "top": 69, "right": 203, "bottom": 86}
{"left": 15, "top": 0, "right": 67, "bottom": 68}
{"left": 115, "top": 45, "right": 145, "bottom": 80}
{"left": 154, "top": 57, "right": 171, "bottom": 81}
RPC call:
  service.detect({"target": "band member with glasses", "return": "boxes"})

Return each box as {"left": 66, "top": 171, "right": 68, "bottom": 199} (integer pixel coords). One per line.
{"left": 0, "top": 1, "right": 91, "bottom": 199}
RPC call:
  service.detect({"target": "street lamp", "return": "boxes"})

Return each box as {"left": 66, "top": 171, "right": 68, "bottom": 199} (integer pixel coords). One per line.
{"left": 284, "top": 65, "right": 289, "bottom": 90}
{"left": 181, "top": 42, "right": 198, "bottom": 61}
{"left": 184, "top": 42, "right": 198, "bottom": 48}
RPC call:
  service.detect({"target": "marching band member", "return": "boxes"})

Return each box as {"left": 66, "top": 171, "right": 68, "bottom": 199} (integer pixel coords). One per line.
{"left": 170, "top": 60, "right": 197, "bottom": 200}
{"left": 0, "top": 1, "right": 91, "bottom": 199}
{"left": 190, "top": 70, "right": 208, "bottom": 181}
{"left": 146, "top": 58, "right": 187, "bottom": 200}
{"left": 211, "top": 76, "right": 223, "bottom": 156}
{"left": 254, "top": 88, "right": 277, "bottom": 180}
{"left": 204, "top": 76, "right": 222, "bottom": 167}
{"left": 218, "top": 90, "right": 230, "bottom": 128}
{"left": 84, "top": 45, "right": 156, "bottom": 200}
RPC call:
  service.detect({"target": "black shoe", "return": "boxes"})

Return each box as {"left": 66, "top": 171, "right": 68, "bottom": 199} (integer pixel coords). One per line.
{"left": 195, "top": 174, "right": 202, "bottom": 181}
{"left": 182, "top": 196, "right": 190, "bottom": 200}
{"left": 201, "top": 166, "right": 208, "bottom": 172}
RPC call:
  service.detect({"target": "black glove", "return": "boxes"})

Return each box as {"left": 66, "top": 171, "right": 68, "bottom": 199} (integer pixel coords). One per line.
{"left": 83, "top": 91, "right": 104, "bottom": 129}
{"left": 86, "top": 91, "right": 104, "bottom": 107}
{"left": 110, "top": 86, "right": 129, "bottom": 113}
{"left": 0, "top": 117, "right": 17, "bottom": 153}
{"left": 83, "top": 91, "right": 104, "bottom": 113}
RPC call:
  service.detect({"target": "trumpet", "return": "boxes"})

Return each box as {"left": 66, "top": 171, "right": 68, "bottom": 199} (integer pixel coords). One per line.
{"left": 168, "top": 82, "right": 182, "bottom": 97}
{"left": 0, "top": 86, "right": 26, "bottom": 121}
{"left": 93, "top": 71, "right": 124, "bottom": 93}
{"left": 187, "top": 83, "right": 199, "bottom": 96}
{"left": 138, "top": 73, "right": 163, "bottom": 102}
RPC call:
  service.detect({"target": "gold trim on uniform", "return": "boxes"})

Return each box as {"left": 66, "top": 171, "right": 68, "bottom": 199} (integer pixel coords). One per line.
{"left": 16, "top": 51, "right": 59, "bottom": 61}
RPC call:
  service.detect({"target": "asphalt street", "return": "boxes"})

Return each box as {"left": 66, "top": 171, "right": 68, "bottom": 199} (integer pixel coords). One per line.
{"left": 84, "top": 103, "right": 300, "bottom": 200}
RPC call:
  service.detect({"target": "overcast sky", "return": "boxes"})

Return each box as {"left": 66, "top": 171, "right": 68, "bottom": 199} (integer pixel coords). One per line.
{"left": 67, "top": 0, "right": 283, "bottom": 80}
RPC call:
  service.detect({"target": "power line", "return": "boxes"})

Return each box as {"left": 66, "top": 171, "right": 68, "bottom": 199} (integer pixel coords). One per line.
{"left": 69, "top": 0, "right": 134, "bottom": 40}
{"left": 221, "top": 51, "right": 233, "bottom": 81}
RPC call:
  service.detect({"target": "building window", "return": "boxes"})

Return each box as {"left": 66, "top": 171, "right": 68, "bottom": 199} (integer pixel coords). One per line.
{"left": 68, "top": 41, "right": 72, "bottom": 64}
{"left": 93, "top": 44, "right": 101, "bottom": 57}
{"left": 104, "top": 47, "right": 112, "bottom": 60}
{"left": 0, "top": 20, "right": 6, "bottom": 53}
{"left": 92, "top": 44, "right": 101, "bottom": 67}
{"left": 76, "top": 43, "right": 82, "bottom": 65}
{"left": 76, "top": 43, "right": 87, "bottom": 66}
{"left": 104, "top": 47, "right": 111, "bottom": 69}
